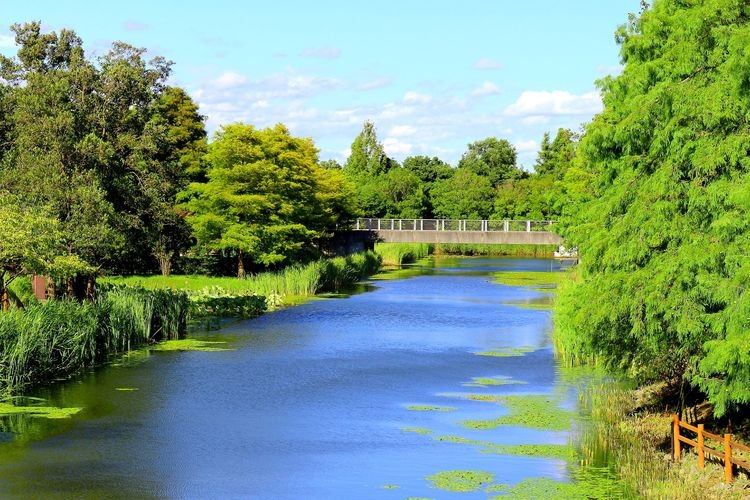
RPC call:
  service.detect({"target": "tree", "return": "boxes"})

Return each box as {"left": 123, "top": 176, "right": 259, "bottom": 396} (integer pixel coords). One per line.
{"left": 181, "top": 123, "right": 354, "bottom": 276}
{"left": 0, "top": 196, "right": 90, "bottom": 309}
{"left": 554, "top": 0, "right": 750, "bottom": 415}
{"left": 0, "top": 22, "right": 206, "bottom": 275}
{"left": 430, "top": 170, "right": 494, "bottom": 219}
{"left": 534, "top": 128, "right": 578, "bottom": 178}
{"left": 458, "top": 137, "right": 524, "bottom": 187}
{"left": 380, "top": 168, "right": 426, "bottom": 218}
{"left": 402, "top": 155, "right": 453, "bottom": 184}
{"left": 344, "top": 121, "right": 394, "bottom": 178}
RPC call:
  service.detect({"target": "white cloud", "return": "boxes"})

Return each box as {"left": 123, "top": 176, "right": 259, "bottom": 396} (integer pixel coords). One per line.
{"left": 521, "top": 115, "right": 551, "bottom": 125}
{"left": 389, "top": 125, "right": 417, "bottom": 137}
{"left": 357, "top": 78, "right": 391, "bottom": 91}
{"left": 212, "top": 71, "right": 248, "bottom": 89}
{"left": 473, "top": 57, "right": 502, "bottom": 70}
{"left": 300, "top": 47, "right": 341, "bottom": 59}
{"left": 0, "top": 34, "right": 15, "bottom": 48}
{"left": 403, "top": 91, "right": 432, "bottom": 104}
{"left": 471, "top": 81, "right": 500, "bottom": 97}
{"left": 505, "top": 90, "right": 602, "bottom": 116}
{"left": 383, "top": 137, "right": 413, "bottom": 155}
{"left": 514, "top": 140, "right": 539, "bottom": 153}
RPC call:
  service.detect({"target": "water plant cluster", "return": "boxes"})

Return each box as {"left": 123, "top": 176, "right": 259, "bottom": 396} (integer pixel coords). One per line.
{"left": 374, "top": 243, "right": 431, "bottom": 266}
{"left": 0, "top": 285, "right": 188, "bottom": 394}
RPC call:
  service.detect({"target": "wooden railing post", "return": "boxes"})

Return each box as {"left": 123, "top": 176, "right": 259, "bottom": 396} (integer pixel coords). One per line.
{"left": 725, "top": 434, "right": 733, "bottom": 482}
{"left": 673, "top": 414, "right": 681, "bottom": 461}
{"left": 697, "top": 424, "right": 704, "bottom": 469}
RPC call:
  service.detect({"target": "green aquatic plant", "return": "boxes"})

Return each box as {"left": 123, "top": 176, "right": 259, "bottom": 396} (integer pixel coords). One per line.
{"left": 115, "top": 387, "right": 138, "bottom": 391}
{"left": 0, "top": 402, "right": 81, "bottom": 419}
{"left": 432, "top": 435, "right": 573, "bottom": 460}
{"left": 492, "top": 270, "right": 566, "bottom": 290}
{"left": 425, "top": 470, "right": 495, "bottom": 493}
{"left": 400, "top": 427, "right": 433, "bottom": 435}
{"left": 474, "top": 346, "right": 537, "bottom": 357}
{"left": 150, "top": 339, "right": 233, "bottom": 352}
{"left": 381, "top": 484, "right": 400, "bottom": 489}
{"left": 461, "top": 395, "right": 573, "bottom": 431}
{"left": 463, "top": 376, "right": 527, "bottom": 387}
{"left": 406, "top": 405, "right": 456, "bottom": 412}
{"left": 375, "top": 243, "right": 431, "bottom": 266}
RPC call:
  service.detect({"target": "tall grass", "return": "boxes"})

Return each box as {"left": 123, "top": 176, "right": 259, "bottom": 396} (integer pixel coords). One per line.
{"left": 433, "top": 243, "right": 556, "bottom": 257}
{"left": 102, "top": 251, "right": 382, "bottom": 302}
{"left": 577, "top": 383, "right": 750, "bottom": 498}
{"left": 375, "top": 243, "right": 432, "bottom": 266}
{"left": 0, "top": 286, "right": 189, "bottom": 394}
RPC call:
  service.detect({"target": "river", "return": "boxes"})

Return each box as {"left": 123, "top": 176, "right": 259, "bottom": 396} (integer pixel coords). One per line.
{"left": 0, "top": 256, "right": 586, "bottom": 499}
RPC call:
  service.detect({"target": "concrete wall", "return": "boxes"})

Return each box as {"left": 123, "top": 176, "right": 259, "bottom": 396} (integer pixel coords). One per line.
{"left": 359, "top": 230, "right": 562, "bottom": 245}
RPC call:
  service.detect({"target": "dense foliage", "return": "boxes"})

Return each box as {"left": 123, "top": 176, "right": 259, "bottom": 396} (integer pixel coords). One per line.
{"left": 556, "top": 0, "right": 750, "bottom": 416}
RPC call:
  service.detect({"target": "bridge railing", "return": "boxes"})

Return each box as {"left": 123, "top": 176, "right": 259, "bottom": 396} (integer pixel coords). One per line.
{"left": 353, "top": 218, "right": 556, "bottom": 233}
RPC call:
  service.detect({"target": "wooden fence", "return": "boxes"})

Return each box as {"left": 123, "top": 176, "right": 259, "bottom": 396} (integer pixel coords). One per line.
{"left": 673, "top": 414, "right": 750, "bottom": 482}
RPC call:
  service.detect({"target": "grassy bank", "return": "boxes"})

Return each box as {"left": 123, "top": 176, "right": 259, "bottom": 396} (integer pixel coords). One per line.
{"left": 104, "top": 251, "right": 382, "bottom": 308}
{"left": 0, "top": 286, "right": 189, "bottom": 395}
{"left": 579, "top": 383, "right": 750, "bottom": 498}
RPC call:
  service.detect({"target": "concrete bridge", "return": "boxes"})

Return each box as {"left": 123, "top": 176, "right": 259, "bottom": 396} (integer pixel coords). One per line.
{"left": 346, "top": 218, "right": 563, "bottom": 246}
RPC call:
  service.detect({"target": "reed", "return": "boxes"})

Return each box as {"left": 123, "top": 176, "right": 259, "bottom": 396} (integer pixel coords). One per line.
{"left": 433, "top": 243, "right": 556, "bottom": 257}
{"left": 375, "top": 243, "right": 431, "bottom": 266}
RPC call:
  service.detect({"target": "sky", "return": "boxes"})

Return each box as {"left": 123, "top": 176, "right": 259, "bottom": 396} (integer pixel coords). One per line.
{"left": 0, "top": 1, "right": 642, "bottom": 168}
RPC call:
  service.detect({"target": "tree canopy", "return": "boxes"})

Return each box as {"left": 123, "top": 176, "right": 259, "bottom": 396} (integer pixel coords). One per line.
{"left": 555, "top": 0, "right": 750, "bottom": 415}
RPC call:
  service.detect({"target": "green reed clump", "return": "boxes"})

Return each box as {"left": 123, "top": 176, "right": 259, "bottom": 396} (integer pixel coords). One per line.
{"left": 0, "top": 285, "right": 190, "bottom": 395}
{"left": 375, "top": 243, "right": 431, "bottom": 266}
{"left": 0, "top": 300, "right": 99, "bottom": 392}
{"left": 433, "top": 243, "right": 556, "bottom": 256}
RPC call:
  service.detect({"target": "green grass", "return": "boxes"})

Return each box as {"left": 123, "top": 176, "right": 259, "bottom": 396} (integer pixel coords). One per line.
{"left": 102, "top": 252, "right": 382, "bottom": 307}
{"left": 375, "top": 243, "right": 431, "bottom": 266}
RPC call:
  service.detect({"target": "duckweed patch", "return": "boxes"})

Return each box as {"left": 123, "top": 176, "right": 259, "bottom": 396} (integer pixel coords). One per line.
{"left": 464, "top": 376, "right": 527, "bottom": 387}
{"left": 461, "top": 395, "right": 573, "bottom": 431}
{"left": 381, "top": 484, "right": 400, "bottom": 489}
{"left": 474, "top": 346, "right": 537, "bottom": 357}
{"left": 0, "top": 402, "right": 82, "bottom": 419}
{"left": 492, "top": 271, "right": 566, "bottom": 291}
{"left": 432, "top": 435, "right": 573, "bottom": 460}
{"left": 487, "top": 477, "right": 610, "bottom": 499}
{"left": 401, "top": 427, "right": 433, "bottom": 435}
{"left": 425, "top": 470, "right": 495, "bottom": 493}
{"left": 406, "top": 405, "right": 456, "bottom": 412}
{"left": 115, "top": 387, "right": 139, "bottom": 391}
{"left": 150, "top": 339, "right": 233, "bottom": 352}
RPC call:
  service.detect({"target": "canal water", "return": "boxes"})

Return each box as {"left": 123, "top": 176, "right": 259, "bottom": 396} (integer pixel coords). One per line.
{"left": 0, "top": 257, "right": 580, "bottom": 498}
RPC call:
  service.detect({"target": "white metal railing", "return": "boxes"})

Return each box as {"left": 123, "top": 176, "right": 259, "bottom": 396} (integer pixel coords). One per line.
{"left": 353, "top": 218, "right": 556, "bottom": 233}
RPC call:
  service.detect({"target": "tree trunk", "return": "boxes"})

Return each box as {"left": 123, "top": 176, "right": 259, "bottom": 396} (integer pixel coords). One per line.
{"left": 156, "top": 251, "right": 172, "bottom": 277}
{"left": 85, "top": 276, "right": 96, "bottom": 300}
{"left": 237, "top": 250, "right": 246, "bottom": 279}
{"left": 1, "top": 288, "right": 9, "bottom": 311}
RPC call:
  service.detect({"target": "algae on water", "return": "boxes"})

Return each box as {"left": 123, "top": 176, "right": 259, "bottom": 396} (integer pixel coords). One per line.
{"left": 425, "top": 470, "right": 495, "bottom": 493}
{"left": 150, "top": 339, "right": 233, "bottom": 352}
{"left": 0, "top": 402, "right": 81, "bottom": 419}
{"left": 474, "top": 346, "right": 537, "bottom": 357}
{"left": 401, "top": 427, "right": 433, "bottom": 435}
{"left": 406, "top": 405, "right": 456, "bottom": 412}
{"left": 463, "top": 376, "right": 527, "bottom": 387}
{"left": 461, "top": 395, "right": 573, "bottom": 431}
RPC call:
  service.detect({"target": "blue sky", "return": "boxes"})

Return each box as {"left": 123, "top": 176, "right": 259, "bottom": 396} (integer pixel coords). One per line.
{"left": 0, "top": 1, "right": 641, "bottom": 168}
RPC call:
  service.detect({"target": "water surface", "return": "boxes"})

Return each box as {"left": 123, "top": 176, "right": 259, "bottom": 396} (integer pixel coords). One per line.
{"left": 0, "top": 257, "right": 576, "bottom": 498}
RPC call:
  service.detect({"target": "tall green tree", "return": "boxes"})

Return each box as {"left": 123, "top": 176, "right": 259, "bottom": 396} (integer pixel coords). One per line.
{"left": 430, "top": 170, "right": 494, "bottom": 219}
{"left": 458, "top": 137, "right": 524, "bottom": 187}
{"left": 534, "top": 128, "right": 578, "bottom": 178}
{"left": 181, "top": 123, "right": 355, "bottom": 276}
{"left": 0, "top": 22, "right": 206, "bottom": 275}
{"left": 344, "top": 121, "right": 394, "bottom": 178}
{"left": 555, "top": 0, "right": 750, "bottom": 416}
